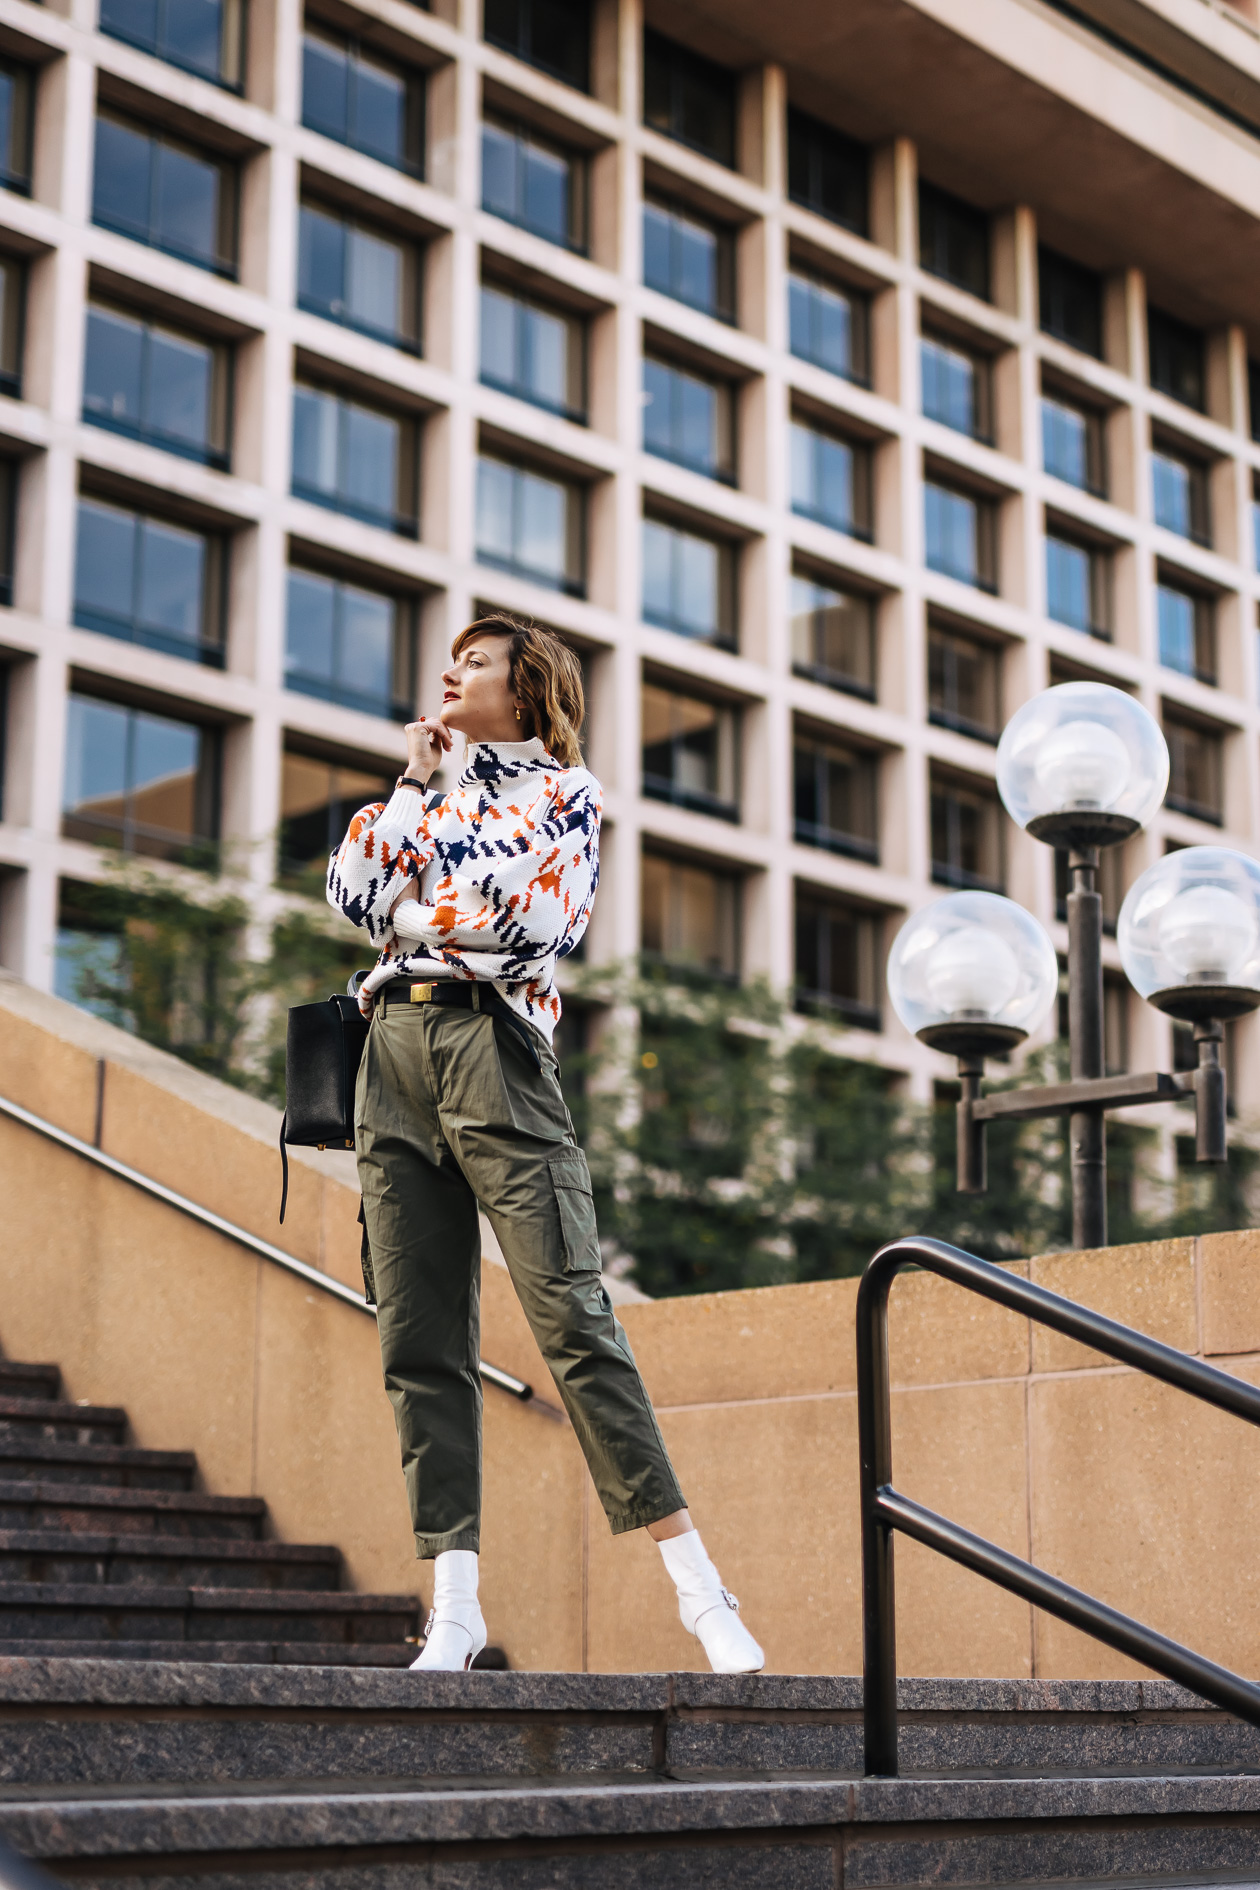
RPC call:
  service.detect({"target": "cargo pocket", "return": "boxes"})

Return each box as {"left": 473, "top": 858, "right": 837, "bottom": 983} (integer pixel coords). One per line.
{"left": 548, "top": 1146, "right": 603, "bottom": 1274}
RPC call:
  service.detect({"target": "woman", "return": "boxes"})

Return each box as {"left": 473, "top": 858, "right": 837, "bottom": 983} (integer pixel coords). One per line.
{"left": 328, "top": 616, "right": 764, "bottom": 1675}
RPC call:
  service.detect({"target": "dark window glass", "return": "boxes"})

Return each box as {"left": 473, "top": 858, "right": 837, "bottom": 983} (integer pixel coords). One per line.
{"left": 1158, "top": 582, "right": 1215, "bottom": 684}
{"left": 99, "top": 0, "right": 243, "bottom": 87}
{"left": 298, "top": 202, "right": 419, "bottom": 350}
{"left": 641, "top": 849, "right": 738, "bottom": 978}
{"left": 1148, "top": 306, "right": 1205, "bottom": 411}
{"left": 482, "top": 115, "right": 582, "bottom": 249}
{"left": 1046, "top": 533, "right": 1108, "bottom": 638}
{"left": 0, "top": 460, "right": 16, "bottom": 606}
{"left": 918, "top": 183, "right": 988, "bottom": 300}
{"left": 928, "top": 623, "right": 1000, "bottom": 739}
{"left": 786, "top": 108, "right": 866, "bottom": 234}
{"left": 1041, "top": 393, "right": 1104, "bottom": 495}
{"left": 83, "top": 304, "right": 228, "bottom": 467}
{"left": 641, "top": 682, "right": 737, "bottom": 820}
{"left": 0, "top": 62, "right": 31, "bottom": 194}
{"left": 285, "top": 567, "right": 413, "bottom": 721}
{"left": 794, "top": 889, "right": 879, "bottom": 1027}
{"left": 1252, "top": 482, "right": 1260, "bottom": 570}
{"left": 1152, "top": 447, "right": 1210, "bottom": 545}
{"left": 921, "top": 333, "right": 988, "bottom": 440}
{"left": 92, "top": 113, "right": 235, "bottom": 275}
{"left": 641, "top": 516, "right": 733, "bottom": 645}
{"left": 279, "top": 749, "right": 395, "bottom": 881}
{"left": 788, "top": 269, "right": 866, "bottom": 384}
{"left": 0, "top": 256, "right": 22, "bottom": 399}
{"left": 789, "top": 573, "right": 874, "bottom": 698}
{"left": 925, "top": 480, "right": 995, "bottom": 589}
{"left": 1250, "top": 359, "right": 1260, "bottom": 445}
{"left": 1164, "top": 714, "right": 1223, "bottom": 822}
{"left": 480, "top": 282, "right": 584, "bottom": 418}
{"left": 642, "top": 198, "right": 731, "bottom": 320}
{"left": 642, "top": 355, "right": 732, "bottom": 481}
{"left": 1038, "top": 247, "right": 1102, "bottom": 357}
{"left": 483, "top": 0, "right": 589, "bottom": 90}
{"left": 291, "top": 383, "right": 416, "bottom": 534}
{"left": 302, "top": 32, "right": 423, "bottom": 175}
{"left": 73, "top": 497, "right": 223, "bottom": 665}
{"left": 475, "top": 454, "right": 583, "bottom": 593}
{"left": 930, "top": 773, "right": 1004, "bottom": 890}
{"left": 790, "top": 418, "right": 869, "bottom": 537}
{"left": 62, "top": 693, "right": 219, "bottom": 863}
{"left": 642, "top": 30, "right": 734, "bottom": 167}
{"left": 793, "top": 731, "right": 877, "bottom": 862}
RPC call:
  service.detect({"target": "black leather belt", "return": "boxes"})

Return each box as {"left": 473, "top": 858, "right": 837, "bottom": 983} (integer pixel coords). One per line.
{"left": 377, "top": 978, "right": 541, "bottom": 1069}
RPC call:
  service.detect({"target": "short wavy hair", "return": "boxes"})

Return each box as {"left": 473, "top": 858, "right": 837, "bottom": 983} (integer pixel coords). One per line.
{"left": 451, "top": 615, "right": 586, "bottom": 768}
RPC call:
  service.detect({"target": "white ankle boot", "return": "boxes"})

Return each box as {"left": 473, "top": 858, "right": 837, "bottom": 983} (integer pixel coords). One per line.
{"left": 657, "top": 1530, "right": 764, "bottom": 1674}
{"left": 410, "top": 1550, "right": 487, "bottom": 1672}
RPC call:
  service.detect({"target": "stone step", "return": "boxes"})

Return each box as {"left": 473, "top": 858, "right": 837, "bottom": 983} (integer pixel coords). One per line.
{"left": 0, "top": 1531, "right": 342, "bottom": 1590}
{"left": 0, "top": 1366, "right": 60, "bottom": 1403}
{"left": 0, "top": 1480, "right": 265, "bottom": 1540}
{"left": 0, "top": 1438, "right": 196, "bottom": 1491}
{"left": 0, "top": 1397, "right": 127, "bottom": 1448}
{"left": 0, "top": 1641, "right": 419, "bottom": 1666}
{"left": 0, "top": 1585, "right": 419, "bottom": 1646}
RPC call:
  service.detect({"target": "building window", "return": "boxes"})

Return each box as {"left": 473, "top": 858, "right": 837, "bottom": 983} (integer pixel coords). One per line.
{"left": 0, "top": 460, "right": 14, "bottom": 606}
{"left": 475, "top": 454, "right": 583, "bottom": 593}
{"left": 54, "top": 883, "right": 128, "bottom": 1022}
{"left": 100, "top": 0, "right": 244, "bottom": 88}
{"left": 0, "top": 257, "right": 21, "bottom": 400}
{"left": 641, "top": 681, "right": 737, "bottom": 820}
{"left": 74, "top": 497, "right": 223, "bottom": 666}
{"left": 930, "top": 771, "right": 1004, "bottom": 890}
{"left": 1164, "top": 713, "right": 1223, "bottom": 823}
{"left": 642, "top": 197, "right": 732, "bottom": 321}
{"left": 62, "top": 693, "right": 219, "bottom": 864}
{"left": 483, "top": 0, "right": 589, "bottom": 91}
{"left": 794, "top": 889, "right": 880, "bottom": 1028}
{"left": 1152, "top": 447, "right": 1210, "bottom": 545}
{"left": 1148, "top": 306, "right": 1205, "bottom": 411}
{"left": 285, "top": 567, "right": 413, "bottom": 720}
{"left": 482, "top": 115, "right": 583, "bottom": 250}
{"left": 642, "top": 30, "right": 734, "bottom": 168}
{"left": 790, "top": 418, "right": 870, "bottom": 538}
{"left": 643, "top": 355, "right": 733, "bottom": 482}
{"left": 298, "top": 202, "right": 419, "bottom": 351}
{"left": 480, "top": 281, "right": 584, "bottom": 420}
{"left": 1158, "top": 581, "right": 1215, "bottom": 684}
{"left": 292, "top": 383, "right": 416, "bottom": 535}
{"left": 790, "top": 573, "right": 875, "bottom": 699}
{"left": 642, "top": 515, "right": 734, "bottom": 646}
{"left": 1046, "top": 532, "right": 1108, "bottom": 638}
{"left": 788, "top": 268, "right": 867, "bottom": 384}
{"left": 302, "top": 31, "right": 423, "bottom": 175}
{"left": 924, "top": 479, "right": 996, "bottom": 590}
{"left": 1038, "top": 247, "right": 1102, "bottom": 358}
{"left": 92, "top": 113, "right": 236, "bottom": 276}
{"left": 641, "top": 849, "right": 738, "bottom": 978}
{"left": 928, "top": 622, "right": 1001, "bottom": 740}
{"left": 278, "top": 748, "right": 395, "bottom": 882}
{"left": 1041, "top": 392, "right": 1104, "bottom": 494}
{"left": 918, "top": 183, "right": 988, "bottom": 300}
{"left": 786, "top": 108, "right": 866, "bottom": 233}
{"left": 0, "top": 62, "right": 31, "bottom": 194}
{"left": 1250, "top": 360, "right": 1260, "bottom": 445}
{"left": 83, "top": 303, "right": 229, "bottom": 467}
{"left": 921, "top": 332, "right": 989, "bottom": 440}
{"left": 793, "top": 730, "right": 878, "bottom": 862}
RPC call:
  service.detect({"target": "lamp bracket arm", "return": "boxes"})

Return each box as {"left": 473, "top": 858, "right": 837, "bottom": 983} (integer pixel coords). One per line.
{"left": 971, "top": 1071, "right": 1186, "bottom": 1124}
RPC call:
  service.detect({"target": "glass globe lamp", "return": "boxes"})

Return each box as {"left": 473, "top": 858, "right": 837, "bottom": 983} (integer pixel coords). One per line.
{"left": 996, "top": 682, "right": 1169, "bottom": 849}
{"left": 1117, "top": 847, "right": 1260, "bottom": 1022}
{"left": 887, "top": 891, "right": 1060, "bottom": 1058}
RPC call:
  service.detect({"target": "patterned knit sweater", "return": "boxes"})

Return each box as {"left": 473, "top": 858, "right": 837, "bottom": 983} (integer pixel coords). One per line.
{"left": 326, "top": 737, "right": 601, "bottom": 1041}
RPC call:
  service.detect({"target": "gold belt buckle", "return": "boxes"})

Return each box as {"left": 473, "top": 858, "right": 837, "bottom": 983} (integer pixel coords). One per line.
{"left": 410, "top": 982, "right": 434, "bottom": 1005}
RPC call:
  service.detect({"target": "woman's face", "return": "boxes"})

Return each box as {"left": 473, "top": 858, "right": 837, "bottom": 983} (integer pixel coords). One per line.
{"left": 440, "top": 635, "right": 522, "bottom": 742}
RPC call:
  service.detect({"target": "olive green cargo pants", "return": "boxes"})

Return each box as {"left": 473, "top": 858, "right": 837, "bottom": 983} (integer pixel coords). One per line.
{"left": 354, "top": 993, "right": 686, "bottom": 1558}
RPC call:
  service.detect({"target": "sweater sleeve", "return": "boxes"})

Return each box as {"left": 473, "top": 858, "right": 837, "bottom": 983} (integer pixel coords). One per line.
{"left": 325, "top": 789, "right": 435, "bottom": 944}
{"left": 388, "top": 773, "right": 600, "bottom": 981}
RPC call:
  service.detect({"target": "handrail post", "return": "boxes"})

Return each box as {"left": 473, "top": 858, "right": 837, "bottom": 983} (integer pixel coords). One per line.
{"left": 856, "top": 1257, "right": 899, "bottom": 1776}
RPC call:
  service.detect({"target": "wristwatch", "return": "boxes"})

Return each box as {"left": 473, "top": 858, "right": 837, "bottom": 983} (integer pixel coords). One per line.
{"left": 396, "top": 775, "right": 429, "bottom": 791}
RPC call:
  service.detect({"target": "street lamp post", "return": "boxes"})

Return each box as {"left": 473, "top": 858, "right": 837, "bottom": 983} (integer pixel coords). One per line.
{"left": 888, "top": 682, "right": 1260, "bottom": 1251}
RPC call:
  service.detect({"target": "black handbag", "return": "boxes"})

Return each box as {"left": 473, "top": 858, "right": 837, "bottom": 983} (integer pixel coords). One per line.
{"left": 278, "top": 987, "right": 369, "bottom": 1223}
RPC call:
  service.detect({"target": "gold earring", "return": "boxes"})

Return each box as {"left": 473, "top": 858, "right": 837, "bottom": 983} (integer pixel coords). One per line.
{"left": 515, "top": 708, "right": 521, "bottom": 721}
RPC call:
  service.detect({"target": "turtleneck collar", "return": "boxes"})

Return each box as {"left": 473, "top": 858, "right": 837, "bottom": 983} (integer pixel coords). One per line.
{"left": 458, "top": 737, "right": 554, "bottom": 787}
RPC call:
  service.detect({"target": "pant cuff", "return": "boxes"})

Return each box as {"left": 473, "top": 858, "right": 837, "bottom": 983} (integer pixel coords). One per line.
{"left": 414, "top": 1528, "right": 481, "bottom": 1560}
{"left": 604, "top": 1490, "right": 687, "bottom": 1537}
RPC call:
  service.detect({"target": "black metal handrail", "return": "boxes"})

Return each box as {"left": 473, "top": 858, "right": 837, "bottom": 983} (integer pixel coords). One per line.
{"left": 857, "top": 1235, "right": 1260, "bottom": 1776}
